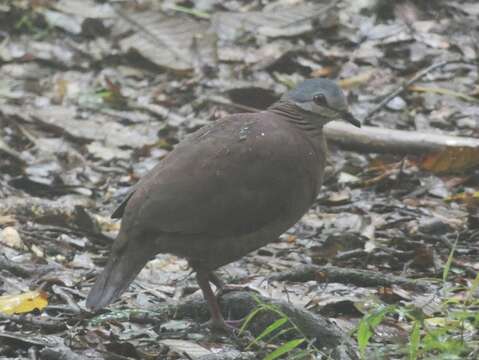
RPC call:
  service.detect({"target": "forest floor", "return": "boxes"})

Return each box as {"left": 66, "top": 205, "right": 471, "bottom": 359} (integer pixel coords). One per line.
{"left": 0, "top": 0, "right": 478, "bottom": 359}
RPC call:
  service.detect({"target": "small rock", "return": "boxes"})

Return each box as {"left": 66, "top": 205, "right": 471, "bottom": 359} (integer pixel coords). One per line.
{"left": 386, "top": 96, "right": 407, "bottom": 111}
{"left": 0, "top": 226, "right": 25, "bottom": 250}
{"left": 31, "top": 244, "right": 45, "bottom": 258}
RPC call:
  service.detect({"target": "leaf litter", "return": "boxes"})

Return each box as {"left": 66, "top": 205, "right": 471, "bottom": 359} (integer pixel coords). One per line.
{"left": 0, "top": 0, "right": 478, "bottom": 359}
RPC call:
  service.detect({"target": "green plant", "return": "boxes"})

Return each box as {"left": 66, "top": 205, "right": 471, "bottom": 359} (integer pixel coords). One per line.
{"left": 355, "top": 239, "right": 478, "bottom": 359}
{"left": 239, "top": 296, "right": 323, "bottom": 360}
{"left": 356, "top": 305, "right": 395, "bottom": 359}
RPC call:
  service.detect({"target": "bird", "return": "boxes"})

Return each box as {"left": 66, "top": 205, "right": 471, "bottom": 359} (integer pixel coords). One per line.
{"left": 86, "top": 78, "right": 360, "bottom": 331}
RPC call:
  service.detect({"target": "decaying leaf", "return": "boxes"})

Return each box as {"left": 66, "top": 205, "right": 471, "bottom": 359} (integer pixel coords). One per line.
{"left": 212, "top": 2, "right": 337, "bottom": 41}
{"left": 0, "top": 290, "right": 48, "bottom": 315}
{"left": 421, "top": 147, "right": 479, "bottom": 173}
{"left": 117, "top": 11, "right": 209, "bottom": 72}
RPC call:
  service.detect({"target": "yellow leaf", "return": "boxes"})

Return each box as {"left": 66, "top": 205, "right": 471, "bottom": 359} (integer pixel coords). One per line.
{"left": 0, "top": 290, "right": 48, "bottom": 315}
{"left": 421, "top": 147, "right": 479, "bottom": 173}
{"left": 445, "top": 191, "right": 479, "bottom": 205}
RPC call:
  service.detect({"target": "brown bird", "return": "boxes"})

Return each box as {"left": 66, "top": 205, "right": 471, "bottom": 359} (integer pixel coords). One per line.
{"left": 86, "top": 79, "right": 360, "bottom": 331}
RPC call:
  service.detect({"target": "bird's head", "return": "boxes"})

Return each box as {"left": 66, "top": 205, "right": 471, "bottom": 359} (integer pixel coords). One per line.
{"left": 283, "top": 78, "right": 361, "bottom": 127}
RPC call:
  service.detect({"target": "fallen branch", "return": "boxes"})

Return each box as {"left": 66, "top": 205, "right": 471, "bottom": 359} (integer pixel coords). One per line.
{"left": 324, "top": 122, "right": 479, "bottom": 155}
{"left": 270, "top": 265, "right": 429, "bottom": 290}
{"left": 174, "top": 291, "right": 359, "bottom": 360}
{"left": 90, "top": 290, "right": 358, "bottom": 359}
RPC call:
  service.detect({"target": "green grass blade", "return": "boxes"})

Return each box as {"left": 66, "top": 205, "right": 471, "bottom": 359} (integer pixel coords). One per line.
{"left": 247, "top": 317, "right": 288, "bottom": 349}
{"left": 357, "top": 318, "right": 372, "bottom": 359}
{"left": 409, "top": 320, "right": 421, "bottom": 360}
{"left": 267, "top": 326, "right": 296, "bottom": 343}
{"left": 357, "top": 306, "right": 393, "bottom": 359}
{"left": 263, "top": 338, "right": 305, "bottom": 360}
{"left": 443, "top": 235, "right": 458, "bottom": 283}
{"left": 239, "top": 306, "right": 265, "bottom": 335}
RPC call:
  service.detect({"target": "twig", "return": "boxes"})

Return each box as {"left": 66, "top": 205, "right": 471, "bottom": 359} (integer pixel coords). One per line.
{"left": 363, "top": 60, "right": 468, "bottom": 122}
{"left": 270, "top": 265, "right": 429, "bottom": 290}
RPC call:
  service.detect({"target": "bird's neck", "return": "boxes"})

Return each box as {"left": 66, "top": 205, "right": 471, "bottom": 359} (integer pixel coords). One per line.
{"left": 267, "top": 100, "right": 325, "bottom": 137}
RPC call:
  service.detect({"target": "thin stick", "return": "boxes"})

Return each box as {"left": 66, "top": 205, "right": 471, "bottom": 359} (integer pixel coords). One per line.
{"left": 363, "top": 60, "right": 469, "bottom": 122}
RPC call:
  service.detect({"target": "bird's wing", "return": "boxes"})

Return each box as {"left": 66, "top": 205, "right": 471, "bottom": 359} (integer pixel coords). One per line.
{"left": 118, "top": 113, "right": 320, "bottom": 238}
{"left": 111, "top": 188, "right": 135, "bottom": 219}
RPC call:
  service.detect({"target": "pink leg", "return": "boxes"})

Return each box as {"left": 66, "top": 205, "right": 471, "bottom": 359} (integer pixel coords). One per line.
{"left": 196, "top": 270, "right": 227, "bottom": 331}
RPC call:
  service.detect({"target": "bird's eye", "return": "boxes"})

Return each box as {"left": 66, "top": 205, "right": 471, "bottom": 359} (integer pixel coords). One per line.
{"left": 313, "top": 94, "right": 328, "bottom": 106}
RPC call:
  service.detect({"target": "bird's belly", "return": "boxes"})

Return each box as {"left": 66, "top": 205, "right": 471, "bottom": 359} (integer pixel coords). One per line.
{"left": 162, "top": 200, "right": 312, "bottom": 270}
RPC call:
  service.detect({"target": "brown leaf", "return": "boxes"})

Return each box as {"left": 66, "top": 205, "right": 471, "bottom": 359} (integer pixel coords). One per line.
{"left": 421, "top": 147, "right": 479, "bottom": 174}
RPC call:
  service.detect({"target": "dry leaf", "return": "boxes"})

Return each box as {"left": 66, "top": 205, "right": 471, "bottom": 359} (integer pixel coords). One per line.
{"left": 117, "top": 11, "right": 208, "bottom": 72}
{"left": 0, "top": 290, "right": 48, "bottom": 315}
{"left": 421, "top": 147, "right": 479, "bottom": 173}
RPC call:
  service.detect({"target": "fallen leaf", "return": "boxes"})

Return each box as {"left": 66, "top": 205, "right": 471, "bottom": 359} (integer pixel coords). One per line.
{"left": 445, "top": 192, "right": 479, "bottom": 207}
{"left": 0, "top": 290, "right": 48, "bottom": 315}
{"left": 421, "top": 147, "right": 479, "bottom": 173}
{"left": 117, "top": 11, "right": 208, "bottom": 72}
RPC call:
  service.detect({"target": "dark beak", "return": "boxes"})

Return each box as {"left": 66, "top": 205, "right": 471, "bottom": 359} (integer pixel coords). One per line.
{"left": 342, "top": 111, "right": 361, "bottom": 127}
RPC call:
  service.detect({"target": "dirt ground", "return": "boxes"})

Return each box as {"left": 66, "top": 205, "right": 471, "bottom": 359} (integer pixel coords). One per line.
{"left": 0, "top": 1, "right": 478, "bottom": 359}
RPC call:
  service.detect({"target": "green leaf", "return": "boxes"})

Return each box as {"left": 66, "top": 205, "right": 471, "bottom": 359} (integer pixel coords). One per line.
{"left": 267, "top": 326, "right": 296, "bottom": 343}
{"left": 263, "top": 338, "right": 305, "bottom": 360}
{"left": 357, "top": 306, "right": 393, "bottom": 359}
{"left": 239, "top": 306, "right": 265, "bottom": 335}
{"left": 409, "top": 320, "right": 421, "bottom": 360}
{"left": 247, "top": 317, "right": 288, "bottom": 349}
{"left": 357, "top": 318, "right": 373, "bottom": 359}
{"left": 442, "top": 236, "right": 458, "bottom": 283}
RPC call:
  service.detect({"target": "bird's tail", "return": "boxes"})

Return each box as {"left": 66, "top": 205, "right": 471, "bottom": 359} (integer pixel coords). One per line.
{"left": 86, "top": 231, "right": 155, "bottom": 311}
